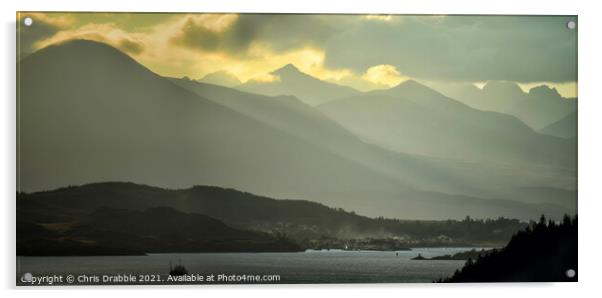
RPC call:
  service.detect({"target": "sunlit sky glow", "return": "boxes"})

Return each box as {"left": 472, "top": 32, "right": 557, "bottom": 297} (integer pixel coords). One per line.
{"left": 17, "top": 12, "right": 578, "bottom": 97}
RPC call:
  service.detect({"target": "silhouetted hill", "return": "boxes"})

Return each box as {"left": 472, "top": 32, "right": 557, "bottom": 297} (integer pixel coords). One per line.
{"left": 414, "top": 249, "right": 490, "bottom": 260}
{"left": 238, "top": 63, "right": 359, "bottom": 106}
{"left": 17, "top": 204, "right": 302, "bottom": 255}
{"left": 17, "top": 182, "right": 528, "bottom": 246}
{"left": 441, "top": 215, "right": 577, "bottom": 282}
{"left": 85, "top": 206, "right": 262, "bottom": 240}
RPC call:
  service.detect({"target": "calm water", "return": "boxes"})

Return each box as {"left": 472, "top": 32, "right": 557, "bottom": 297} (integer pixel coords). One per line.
{"left": 17, "top": 247, "right": 478, "bottom": 285}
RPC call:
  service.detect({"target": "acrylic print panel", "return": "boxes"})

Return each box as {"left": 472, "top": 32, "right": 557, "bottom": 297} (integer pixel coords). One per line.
{"left": 16, "top": 12, "right": 577, "bottom": 285}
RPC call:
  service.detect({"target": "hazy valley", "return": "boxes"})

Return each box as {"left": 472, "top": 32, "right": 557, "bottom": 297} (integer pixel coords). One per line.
{"left": 18, "top": 39, "right": 576, "bottom": 222}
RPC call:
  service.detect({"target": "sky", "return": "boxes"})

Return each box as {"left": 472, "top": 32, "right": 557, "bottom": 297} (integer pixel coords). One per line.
{"left": 17, "top": 12, "right": 578, "bottom": 97}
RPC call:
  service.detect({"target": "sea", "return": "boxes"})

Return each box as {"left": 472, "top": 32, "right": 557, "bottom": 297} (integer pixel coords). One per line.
{"left": 16, "top": 247, "right": 482, "bottom": 285}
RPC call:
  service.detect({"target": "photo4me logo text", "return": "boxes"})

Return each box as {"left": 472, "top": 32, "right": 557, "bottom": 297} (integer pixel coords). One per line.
{"left": 19, "top": 273, "right": 281, "bottom": 285}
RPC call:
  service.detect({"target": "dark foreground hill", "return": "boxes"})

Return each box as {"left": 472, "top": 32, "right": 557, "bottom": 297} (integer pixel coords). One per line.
{"left": 17, "top": 205, "right": 302, "bottom": 256}
{"left": 441, "top": 215, "right": 577, "bottom": 282}
{"left": 17, "top": 182, "right": 527, "bottom": 249}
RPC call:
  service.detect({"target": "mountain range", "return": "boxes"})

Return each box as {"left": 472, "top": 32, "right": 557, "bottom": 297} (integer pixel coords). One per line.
{"left": 237, "top": 63, "right": 360, "bottom": 106}
{"left": 171, "top": 76, "right": 576, "bottom": 207}
{"left": 429, "top": 81, "right": 577, "bottom": 130}
{"left": 17, "top": 39, "right": 576, "bottom": 220}
{"left": 510, "top": 85, "right": 577, "bottom": 130}
{"left": 318, "top": 80, "right": 575, "bottom": 168}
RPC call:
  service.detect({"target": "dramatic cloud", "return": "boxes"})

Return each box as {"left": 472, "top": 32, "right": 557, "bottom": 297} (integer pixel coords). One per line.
{"left": 31, "top": 22, "right": 148, "bottom": 56}
{"left": 20, "top": 13, "right": 577, "bottom": 94}
{"left": 362, "top": 64, "right": 407, "bottom": 87}
{"left": 170, "top": 14, "right": 344, "bottom": 57}
{"left": 324, "top": 15, "right": 577, "bottom": 83}
{"left": 170, "top": 14, "right": 240, "bottom": 53}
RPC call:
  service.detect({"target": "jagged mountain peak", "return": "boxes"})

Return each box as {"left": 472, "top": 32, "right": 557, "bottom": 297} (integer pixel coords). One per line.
{"left": 271, "top": 63, "right": 307, "bottom": 78}
{"left": 529, "top": 85, "right": 562, "bottom": 99}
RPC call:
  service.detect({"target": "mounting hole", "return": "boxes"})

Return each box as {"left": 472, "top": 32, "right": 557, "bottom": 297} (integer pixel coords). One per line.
{"left": 567, "top": 20, "right": 576, "bottom": 30}
{"left": 566, "top": 269, "right": 576, "bottom": 278}
{"left": 23, "top": 17, "right": 33, "bottom": 26}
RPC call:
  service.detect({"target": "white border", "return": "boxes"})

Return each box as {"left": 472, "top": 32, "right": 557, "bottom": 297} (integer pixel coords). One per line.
{"left": 2, "top": 0, "right": 601, "bottom": 297}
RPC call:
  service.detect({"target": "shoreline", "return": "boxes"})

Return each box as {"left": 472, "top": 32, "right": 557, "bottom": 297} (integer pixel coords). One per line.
{"left": 17, "top": 246, "right": 497, "bottom": 257}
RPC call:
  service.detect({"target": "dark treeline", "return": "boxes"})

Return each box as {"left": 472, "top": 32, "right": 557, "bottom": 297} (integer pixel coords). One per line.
{"left": 440, "top": 214, "right": 577, "bottom": 282}
{"left": 368, "top": 215, "right": 524, "bottom": 242}
{"left": 413, "top": 249, "right": 490, "bottom": 261}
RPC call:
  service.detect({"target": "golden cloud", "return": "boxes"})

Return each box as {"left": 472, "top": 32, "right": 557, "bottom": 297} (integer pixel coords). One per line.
{"left": 25, "top": 13, "right": 410, "bottom": 92}
{"left": 34, "top": 24, "right": 146, "bottom": 56}
{"left": 198, "top": 43, "right": 352, "bottom": 83}
{"left": 21, "top": 13, "right": 577, "bottom": 92}
{"left": 362, "top": 64, "right": 407, "bottom": 87}
{"left": 184, "top": 14, "right": 239, "bottom": 33}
